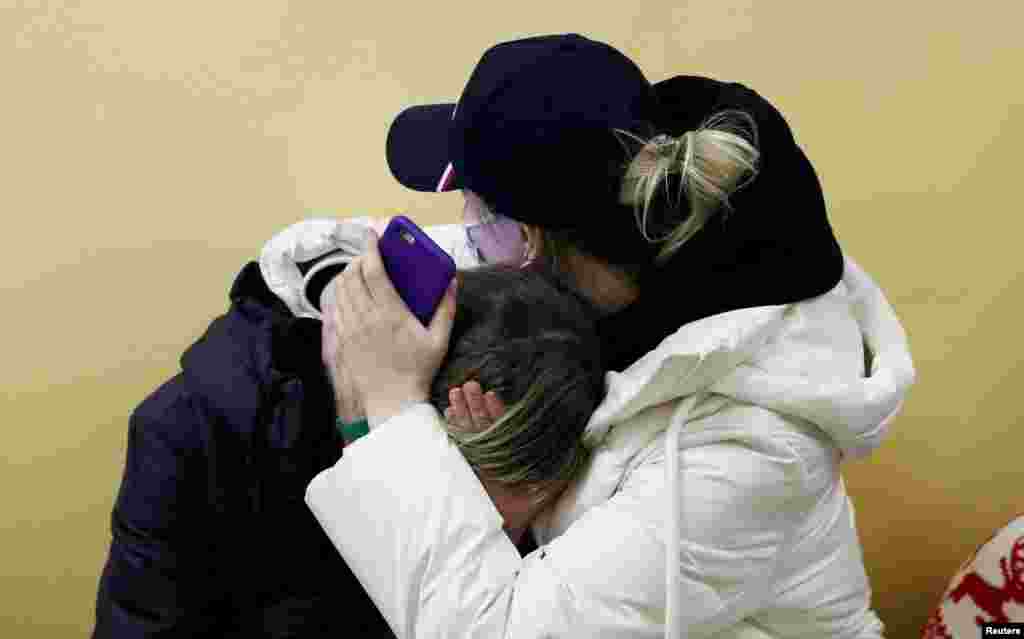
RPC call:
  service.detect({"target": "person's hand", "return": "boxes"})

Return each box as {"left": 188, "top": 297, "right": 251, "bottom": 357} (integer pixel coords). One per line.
{"left": 445, "top": 381, "right": 507, "bottom": 432}
{"left": 330, "top": 229, "right": 458, "bottom": 426}
{"left": 321, "top": 280, "right": 364, "bottom": 423}
{"left": 446, "top": 382, "right": 545, "bottom": 546}
{"left": 370, "top": 216, "right": 393, "bottom": 236}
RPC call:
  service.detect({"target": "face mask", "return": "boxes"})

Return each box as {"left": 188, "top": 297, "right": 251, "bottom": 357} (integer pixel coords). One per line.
{"left": 463, "top": 191, "right": 527, "bottom": 265}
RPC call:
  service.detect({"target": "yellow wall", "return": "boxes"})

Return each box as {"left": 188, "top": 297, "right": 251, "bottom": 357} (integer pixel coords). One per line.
{"left": 3, "top": 2, "right": 1021, "bottom": 637}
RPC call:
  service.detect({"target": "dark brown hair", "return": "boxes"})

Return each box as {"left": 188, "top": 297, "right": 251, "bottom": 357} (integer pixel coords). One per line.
{"left": 429, "top": 264, "right": 605, "bottom": 495}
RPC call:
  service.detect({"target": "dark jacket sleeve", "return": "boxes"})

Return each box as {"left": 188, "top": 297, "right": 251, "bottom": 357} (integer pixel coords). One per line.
{"left": 93, "top": 375, "right": 227, "bottom": 638}
{"left": 94, "top": 262, "right": 388, "bottom": 637}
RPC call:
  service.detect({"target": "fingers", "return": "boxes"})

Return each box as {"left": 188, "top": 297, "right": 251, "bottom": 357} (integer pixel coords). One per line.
{"left": 332, "top": 277, "right": 352, "bottom": 346}
{"left": 359, "top": 229, "right": 408, "bottom": 317}
{"left": 465, "top": 381, "right": 506, "bottom": 422}
{"left": 484, "top": 390, "right": 506, "bottom": 419}
{"left": 342, "top": 256, "right": 374, "bottom": 321}
{"left": 448, "top": 387, "right": 470, "bottom": 425}
{"left": 371, "top": 217, "right": 393, "bottom": 236}
{"left": 427, "top": 277, "right": 457, "bottom": 349}
{"left": 445, "top": 381, "right": 508, "bottom": 433}
{"left": 321, "top": 311, "right": 336, "bottom": 364}
{"left": 464, "top": 381, "right": 490, "bottom": 424}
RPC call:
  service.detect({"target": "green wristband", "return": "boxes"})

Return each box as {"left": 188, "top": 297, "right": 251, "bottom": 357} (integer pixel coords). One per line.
{"left": 337, "top": 417, "right": 370, "bottom": 443}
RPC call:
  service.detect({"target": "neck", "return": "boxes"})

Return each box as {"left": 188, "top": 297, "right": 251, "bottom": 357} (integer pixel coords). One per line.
{"left": 565, "top": 251, "right": 640, "bottom": 316}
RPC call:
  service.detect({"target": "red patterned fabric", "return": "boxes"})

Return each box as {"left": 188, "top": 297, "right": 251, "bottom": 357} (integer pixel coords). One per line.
{"left": 923, "top": 515, "right": 1024, "bottom": 638}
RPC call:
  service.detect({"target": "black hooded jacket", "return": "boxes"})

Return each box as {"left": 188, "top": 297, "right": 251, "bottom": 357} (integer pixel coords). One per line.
{"left": 94, "top": 261, "right": 541, "bottom": 637}
{"left": 92, "top": 263, "right": 397, "bottom": 638}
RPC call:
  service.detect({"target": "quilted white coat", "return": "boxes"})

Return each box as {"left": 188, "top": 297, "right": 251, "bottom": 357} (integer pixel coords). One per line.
{"left": 262, "top": 217, "right": 915, "bottom": 639}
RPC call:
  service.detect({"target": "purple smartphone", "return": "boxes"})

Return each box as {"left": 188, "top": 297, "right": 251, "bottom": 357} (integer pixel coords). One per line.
{"left": 378, "top": 216, "right": 457, "bottom": 326}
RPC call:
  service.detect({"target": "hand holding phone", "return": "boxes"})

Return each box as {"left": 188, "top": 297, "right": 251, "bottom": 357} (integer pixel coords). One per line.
{"left": 378, "top": 216, "right": 457, "bottom": 327}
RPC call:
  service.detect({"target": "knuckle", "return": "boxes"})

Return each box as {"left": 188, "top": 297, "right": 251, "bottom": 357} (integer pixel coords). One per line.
{"left": 363, "top": 254, "right": 384, "bottom": 281}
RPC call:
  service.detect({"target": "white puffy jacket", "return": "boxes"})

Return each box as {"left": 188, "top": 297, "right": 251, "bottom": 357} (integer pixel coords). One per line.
{"left": 263, "top": 216, "right": 915, "bottom": 639}
{"left": 258, "top": 216, "right": 480, "bottom": 321}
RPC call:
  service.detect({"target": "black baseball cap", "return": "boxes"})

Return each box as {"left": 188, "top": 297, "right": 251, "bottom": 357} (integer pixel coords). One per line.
{"left": 387, "top": 35, "right": 847, "bottom": 371}
{"left": 386, "top": 34, "right": 660, "bottom": 237}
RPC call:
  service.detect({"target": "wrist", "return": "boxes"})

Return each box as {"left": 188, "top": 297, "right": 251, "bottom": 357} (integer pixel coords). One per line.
{"left": 335, "top": 397, "right": 364, "bottom": 424}
{"left": 330, "top": 376, "right": 364, "bottom": 424}
{"left": 337, "top": 416, "right": 370, "bottom": 445}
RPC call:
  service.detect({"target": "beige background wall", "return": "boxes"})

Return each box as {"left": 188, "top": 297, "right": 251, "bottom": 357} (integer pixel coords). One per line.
{"left": 2, "top": 1, "right": 1021, "bottom": 637}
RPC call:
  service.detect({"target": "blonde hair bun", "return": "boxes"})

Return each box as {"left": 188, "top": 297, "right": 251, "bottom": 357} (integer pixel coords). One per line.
{"left": 615, "top": 109, "right": 760, "bottom": 263}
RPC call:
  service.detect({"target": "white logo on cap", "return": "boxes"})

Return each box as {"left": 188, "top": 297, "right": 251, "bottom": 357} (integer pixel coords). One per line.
{"left": 435, "top": 102, "right": 459, "bottom": 192}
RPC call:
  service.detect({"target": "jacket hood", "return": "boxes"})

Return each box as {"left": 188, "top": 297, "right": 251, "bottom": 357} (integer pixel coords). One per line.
{"left": 536, "top": 255, "right": 914, "bottom": 639}
{"left": 583, "top": 255, "right": 915, "bottom": 461}
{"left": 179, "top": 263, "right": 327, "bottom": 441}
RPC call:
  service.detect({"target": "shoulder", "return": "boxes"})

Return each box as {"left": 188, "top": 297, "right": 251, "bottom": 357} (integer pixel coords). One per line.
{"left": 180, "top": 263, "right": 321, "bottom": 415}
{"left": 654, "top": 75, "right": 796, "bottom": 152}
{"left": 618, "top": 412, "right": 817, "bottom": 542}
{"left": 128, "top": 373, "right": 203, "bottom": 455}
{"left": 643, "top": 434, "right": 806, "bottom": 498}
{"left": 176, "top": 308, "right": 271, "bottom": 434}
{"left": 129, "top": 263, "right": 323, "bottom": 449}
{"left": 533, "top": 428, "right": 812, "bottom": 615}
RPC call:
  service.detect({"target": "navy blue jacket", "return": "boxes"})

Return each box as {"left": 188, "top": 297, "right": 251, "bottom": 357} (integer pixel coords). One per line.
{"left": 93, "top": 262, "right": 396, "bottom": 638}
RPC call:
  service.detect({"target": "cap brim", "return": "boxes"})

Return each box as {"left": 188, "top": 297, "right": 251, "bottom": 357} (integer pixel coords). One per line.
{"left": 386, "top": 103, "right": 462, "bottom": 192}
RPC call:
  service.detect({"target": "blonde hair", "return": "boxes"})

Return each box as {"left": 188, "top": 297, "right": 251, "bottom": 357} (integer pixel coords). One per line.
{"left": 614, "top": 110, "right": 760, "bottom": 263}
{"left": 447, "top": 376, "right": 592, "bottom": 503}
